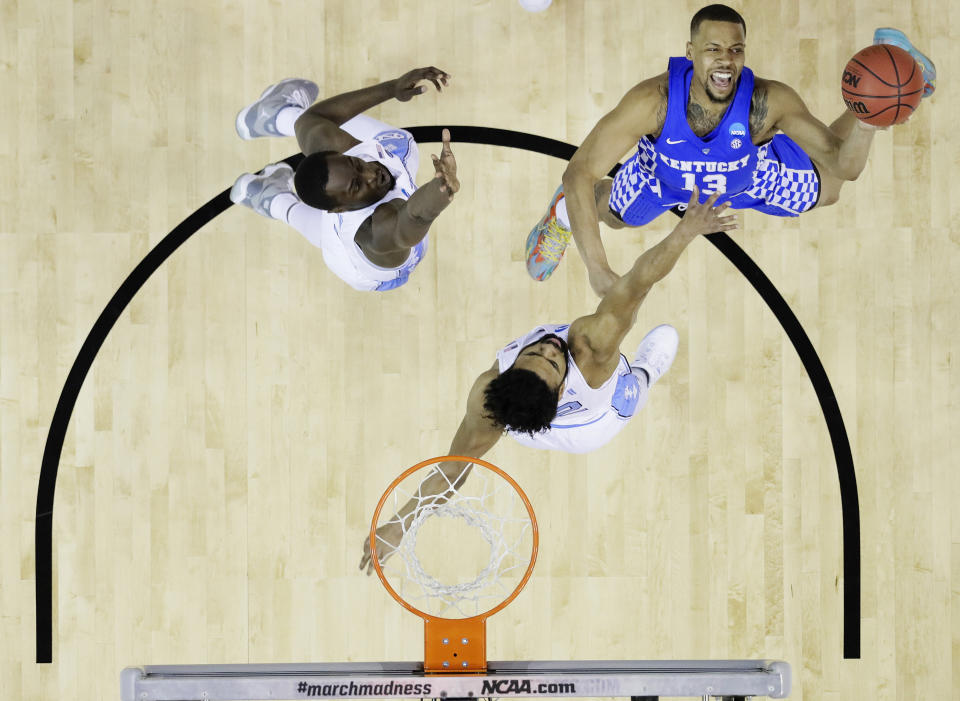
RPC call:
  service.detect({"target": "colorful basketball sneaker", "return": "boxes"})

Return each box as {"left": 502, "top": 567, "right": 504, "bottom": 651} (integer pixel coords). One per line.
{"left": 235, "top": 78, "right": 320, "bottom": 139}
{"left": 229, "top": 163, "right": 295, "bottom": 219}
{"left": 631, "top": 324, "right": 679, "bottom": 388}
{"left": 873, "top": 28, "right": 936, "bottom": 97}
{"left": 525, "top": 186, "right": 572, "bottom": 281}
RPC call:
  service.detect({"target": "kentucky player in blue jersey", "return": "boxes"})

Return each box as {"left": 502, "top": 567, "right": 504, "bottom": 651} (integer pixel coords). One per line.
{"left": 525, "top": 4, "right": 937, "bottom": 298}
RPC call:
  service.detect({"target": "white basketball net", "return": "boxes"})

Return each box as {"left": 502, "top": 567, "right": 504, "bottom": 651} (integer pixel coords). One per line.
{"left": 375, "top": 462, "right": 535, "bottom": 619}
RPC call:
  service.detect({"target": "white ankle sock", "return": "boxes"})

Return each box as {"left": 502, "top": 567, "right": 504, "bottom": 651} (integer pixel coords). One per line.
{"left": 269, "top": 192, "right": 299, "bottom": 222}
{"left": 555, "top": 194, "right": 570, "bottom": 228}
{"left": 631, "top": 366, "right": 650, "bottom": 388}
{"left": 275, "top": 107, "right": 305, "bottom": 137}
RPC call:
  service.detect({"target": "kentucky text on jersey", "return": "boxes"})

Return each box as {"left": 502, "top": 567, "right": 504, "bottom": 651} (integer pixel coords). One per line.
{"left": 657, "top": 153, "right": 752, "bottom": 173}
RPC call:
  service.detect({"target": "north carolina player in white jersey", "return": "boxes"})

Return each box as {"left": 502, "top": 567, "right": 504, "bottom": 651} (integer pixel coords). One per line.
{"left": 492, "top": 321, "right": 652, "bottom": 454}
{"left": 229, "top": 67, "right": 458, "bottom": 291}
{"left": 360, "top": 188, "right": 737, "bottom": 573}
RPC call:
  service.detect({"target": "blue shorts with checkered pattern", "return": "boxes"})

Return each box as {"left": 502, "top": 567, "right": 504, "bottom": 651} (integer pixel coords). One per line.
{"left": 608, "top": 134, "right": 820, "bottom": 226}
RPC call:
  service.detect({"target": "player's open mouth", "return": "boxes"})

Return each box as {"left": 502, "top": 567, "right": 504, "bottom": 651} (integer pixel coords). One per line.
{"left": 710, "top": 71, "right": 733, "bottom": 90}
{"left": 544, "top": 337, "right": 562, "bottom": 350}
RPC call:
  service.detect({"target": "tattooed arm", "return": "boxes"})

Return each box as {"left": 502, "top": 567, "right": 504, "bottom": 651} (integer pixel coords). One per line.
{"left": 749, "top": 84, "right": 771, "bottom": 140}
{"left": 651, "top": 79, "right": 669, "bottom": 139}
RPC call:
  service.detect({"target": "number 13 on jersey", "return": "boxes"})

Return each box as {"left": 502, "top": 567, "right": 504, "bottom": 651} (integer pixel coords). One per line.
{"left": 681, "top": 172, "right": 727, "bottom": 195}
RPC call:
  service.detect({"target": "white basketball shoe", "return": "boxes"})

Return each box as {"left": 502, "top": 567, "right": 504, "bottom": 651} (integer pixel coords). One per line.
{"left": 229, "top": 163, "right": 295, "bottom": 219}
{"left": 235, "top": 78, "right": 319, "bottom": 139}
{"left": 632, "top": 324, "right": 679, "bottom": 387}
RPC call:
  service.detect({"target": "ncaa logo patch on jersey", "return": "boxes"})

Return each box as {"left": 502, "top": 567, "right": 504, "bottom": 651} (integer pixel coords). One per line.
{"left": 729, "top": 122, "right": 747, "bottom": 137}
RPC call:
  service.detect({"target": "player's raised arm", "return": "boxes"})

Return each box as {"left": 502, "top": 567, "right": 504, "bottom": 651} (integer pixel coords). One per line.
{"left": 364, "top": 128, "right": 460, "bottom": 255}
{"left": 766, "top": 80, "right": 876, "bottom": 181}
{"left": 562, "top": 78, "right": 665, "bottom": 297}
{"left": 295, "top": 66, "right": 450, "bottom": 155}
{"left": 570, "top": 189, "right": 737, "bottom": 368}
{"left": 359, "top": 367, "right": 502, "bottom": 575}
{"left": 445, "top": 365, "right": 505, "bottom": 461}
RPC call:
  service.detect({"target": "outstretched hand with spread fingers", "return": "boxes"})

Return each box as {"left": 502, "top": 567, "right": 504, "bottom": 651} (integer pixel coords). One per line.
{"left": 675, "top": 186, "right": 739, "bottom": 237}
{"left": 395, "top": 66, "right": 451, "bottom": 101}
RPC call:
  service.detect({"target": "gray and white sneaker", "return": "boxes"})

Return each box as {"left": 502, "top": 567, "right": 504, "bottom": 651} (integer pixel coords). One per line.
{"left": 230, "top": 163, "right": 295, "bottom": 219}
{"left": 631, "top": 324, "right": 679, "bottom": 387}
{"left": 235, "top": 78, "right": 319, "bottom": 139}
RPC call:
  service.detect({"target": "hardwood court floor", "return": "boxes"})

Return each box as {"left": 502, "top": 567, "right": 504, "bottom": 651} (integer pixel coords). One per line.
{"left": 1, "top": 1, "right": 957, "bottom": 699}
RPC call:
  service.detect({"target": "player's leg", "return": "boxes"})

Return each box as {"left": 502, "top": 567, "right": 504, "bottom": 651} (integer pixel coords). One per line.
{"left": 525, "top": 176, "right": 632, "bottom": 281}
{"left": 602, "top": 324, "right": 681, "bottom": 449}
{"left": 628, "top": 323, "right": 679, "bottom": 403}
{"left": 230, "top": 163, "right": 298, "bottom": 219}
{"left": 526, "top": 165, "right": 680, "bottom": 280}
{"left": 811, "top": 111, "right": 859, "bottom": 208}
{"left": 235, "top": 79, "right": 320, "bottom": 140}
{"left": 595, "top": 178, "right": 628, "bottom": 230}
{"left": 873, "top": 28, "right": 936, "bottom": 97}
{"left": 813, "top": 107, "right": 884, "bottom": 209}
{"left": 727, "top": 135, "right": 823, "bottom": 216}
{"left": 229, "top": 163, "right": 333, "bottom": 249}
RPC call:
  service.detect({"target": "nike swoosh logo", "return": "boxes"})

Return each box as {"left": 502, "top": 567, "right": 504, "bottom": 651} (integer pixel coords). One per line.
{"left": 665, "top": 138, "right": 686, "bottom": 145}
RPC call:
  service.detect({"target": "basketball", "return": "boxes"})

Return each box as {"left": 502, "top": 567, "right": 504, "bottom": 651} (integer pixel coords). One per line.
{"left": 517, "top": 0, "right": 552, "bottom": 11}
{"left": 841, "top": 44, "right": 924, "bottom": 126}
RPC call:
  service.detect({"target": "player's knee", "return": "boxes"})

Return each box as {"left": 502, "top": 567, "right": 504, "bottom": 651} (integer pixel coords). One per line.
{"left": 843, "top": 167, "right": 864, "bottom": 183}
{"left": 814, "top": 174, "right": 844, "bottom": 209}
{"left": 599, "top": 208, "right": 627, "bottom": 229}
{"left": 817, "top": 181, "right": 843, "bottom": 208}
{"left": 595, "top": 180, "right": 627, "bottom": 229}
{"left": 594, "top": 178, "right": 613, "bottom": 206}
{"left": 818, "top": 190, "right": 840, "bottom": 208}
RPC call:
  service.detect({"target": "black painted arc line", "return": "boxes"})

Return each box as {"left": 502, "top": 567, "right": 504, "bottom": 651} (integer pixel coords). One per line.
{"left": 704, "top": 233, "right": 860, "bottom": 659}
{"left": 35, "top": 126, "right": 860, "bottom": 663}
{"left": 34, "top": 188, "right": 234, "bottom": 663}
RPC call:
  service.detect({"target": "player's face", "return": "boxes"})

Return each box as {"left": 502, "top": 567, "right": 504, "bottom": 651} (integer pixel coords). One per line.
{"left": 686, "top": 21, "right": 746, "bottom": 104}
{"left": 323, "top": 155, "right": 396, "bottom": 212}
{"left": 513, "top": 335, "right": 569, "bottom": 394}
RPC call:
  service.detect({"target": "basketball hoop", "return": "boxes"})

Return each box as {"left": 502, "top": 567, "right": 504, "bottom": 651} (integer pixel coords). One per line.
{"left": 370, "top": 456, "right": 538, "bottom": 674}
{"left": 124, "top": 458, "right": 791, "bottom": 698}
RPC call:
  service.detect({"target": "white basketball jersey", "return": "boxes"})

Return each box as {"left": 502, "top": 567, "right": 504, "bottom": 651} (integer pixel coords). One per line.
{"left": 304, "top": 133, "right": 421, "bottom": 291}
{"left": 496, "top": 323, "right": 643, "bottom": 454}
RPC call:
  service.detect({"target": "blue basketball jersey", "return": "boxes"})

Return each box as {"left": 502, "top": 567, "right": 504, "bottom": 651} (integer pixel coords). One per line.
{"left": 639, "top": 57, "right": 760, "bottom": 200}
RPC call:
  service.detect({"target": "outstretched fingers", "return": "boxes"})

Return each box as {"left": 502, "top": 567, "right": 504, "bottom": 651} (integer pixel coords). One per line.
{"left": 420, "top": 66, "right": 451, "bottom": 92}
{"left": 714, "top": 213, "right": 739, "bottom": 231}
{"left": 431, "top": 129, "right": 459, "bottom": 198}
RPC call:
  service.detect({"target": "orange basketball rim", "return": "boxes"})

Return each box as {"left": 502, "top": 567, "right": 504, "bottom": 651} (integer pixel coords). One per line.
{"left": 370, "top": 456, "right": 539, "bottom": 674}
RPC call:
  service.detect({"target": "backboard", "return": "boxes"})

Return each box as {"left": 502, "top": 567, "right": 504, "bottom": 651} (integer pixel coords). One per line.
{"left": 121, "top": 659, "right": 791, "bottom": 699}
